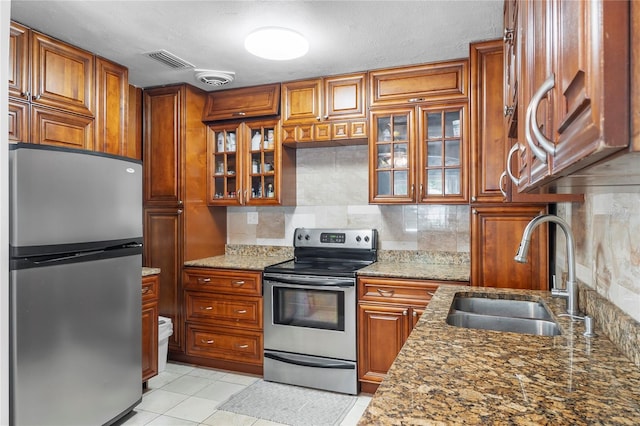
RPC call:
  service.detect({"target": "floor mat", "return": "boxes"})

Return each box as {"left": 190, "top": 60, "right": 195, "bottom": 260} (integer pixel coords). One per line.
{"left": 217, "top": 380, "right": 357, "bottom": 426}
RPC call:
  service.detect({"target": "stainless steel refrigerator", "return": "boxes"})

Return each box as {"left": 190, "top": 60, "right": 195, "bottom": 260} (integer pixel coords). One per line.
{"left": 9, "top": 144, "right": 143, "bottom": 426}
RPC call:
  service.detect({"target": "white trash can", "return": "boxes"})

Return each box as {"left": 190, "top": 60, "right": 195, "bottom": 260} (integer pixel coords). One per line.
{"left": 157, "top": 316, "right": 173, "bottom": 373}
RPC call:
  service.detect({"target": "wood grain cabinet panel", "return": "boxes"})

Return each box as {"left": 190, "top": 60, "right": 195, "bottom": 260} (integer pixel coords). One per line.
{"left": 142, "top": 274, "right": 160, "bottom": 382}
{"left": 8, "top": 100, "right": 29, "bottom": 143}
{"left": 183, "top": 268, "right": 261, "bottom": 295}
{"left": 186, "top": 325, "right": 263, "bottom": 365}
{"left": 95, "top": 57, "right": 128, "bottom": 156}
{"left": 31, "top": 105, "right": 94, "bottom": 149}
{"left": 202, "top": 83, "right": 280, "bottom": 121}
{"left": 9, "top": 21, "right": 29, "bottom": 100}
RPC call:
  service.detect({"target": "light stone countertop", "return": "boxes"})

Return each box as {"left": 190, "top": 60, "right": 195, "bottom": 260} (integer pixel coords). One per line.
{"left": 358, "top": 261, "right": 470, "bottom": 282}
{"left": 184, "top": 254, "right": 292, "bottom": 271}
{"left": 358, "top": 285, "right": 640, "bottom": 425}
{"left": 142, "top": 267, "right": 160, "bottom": 277}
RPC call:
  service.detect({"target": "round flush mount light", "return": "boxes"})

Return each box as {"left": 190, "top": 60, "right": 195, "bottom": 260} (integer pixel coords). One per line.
{"left": 244, "top": 27, "right": 309, "bottom": 60}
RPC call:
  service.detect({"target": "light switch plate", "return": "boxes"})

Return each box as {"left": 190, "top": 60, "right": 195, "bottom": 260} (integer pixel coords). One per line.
{"left": 247, "top": 212, "right": 259, "bottom": 224}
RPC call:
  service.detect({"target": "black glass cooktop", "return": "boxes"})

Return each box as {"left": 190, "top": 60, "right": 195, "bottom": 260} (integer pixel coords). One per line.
{"left": 264, "top": 258, "right": 373, "bottom": 278}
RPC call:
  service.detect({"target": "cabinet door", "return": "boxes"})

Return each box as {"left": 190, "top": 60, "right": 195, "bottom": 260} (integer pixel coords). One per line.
{"left": 144, "top": 86, "right": 182, "bottom": 205}
{"left": 369, "top": 108, "right": 415, "bottom": 203}
{"left": 9, "top": 22, "right": 29, "bottom": 100}
{"left": 202, "top": 83, "right": 280, "bottom": 121}
{"left": 324, "top": 73, "right": 366, "bottom": 120}
{"left": 418, "top": 103, "right": 468, "bottom": 203}
{"left": 31, "top": 31, "right": 94, "bottom": 116}
{"left": 503, "top": 0, "right": 519, "bottom": 138}
{"left": 95, "top": 57, "right": 128, "bottom": 156}
{"left": 245, "top": 121, "right": 282, "bottom": 205}
{"left": 207, "top": 124, "right": 243, "bottom": 205}
{"left": 142, "top": 301, "right": 158, "bottom": 381}
{"left": 8, "top": 100, "right": 29, "bottom": 143}
{"left": 550, "top": 0, "right": 629, "bottom": 174}
{"left": 471, "top": 205, "right": 548, "bottom": 290}
{"left": 143, "top": 208, "right": 183, "bottom": 351}
{"left": 281, "top": 79, "right": 322, "bottom": 124}
{"left": 31, "top": 105, "right": 94, "bottom": 149}
{"left": 357, "top": 303, "right": 410, "bottom": 386}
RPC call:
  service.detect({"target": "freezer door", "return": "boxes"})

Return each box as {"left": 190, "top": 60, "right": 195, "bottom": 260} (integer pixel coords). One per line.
{"left": 9, "top": 253, "right": 142, "bottom": 426}
{"left": 9, "top": 144, "right": 142, "bottom": 251}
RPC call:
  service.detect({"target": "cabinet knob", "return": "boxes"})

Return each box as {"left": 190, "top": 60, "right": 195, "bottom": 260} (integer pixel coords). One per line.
{"left": 141, "top": 287, "right": 150, "bottom": 294}
{"left": 403, "top": 310, "right": 408, "bottom": 316}
{"left": 177, "top": 209, "right": 183, "bottom": 214}
{"left": 412, "top": 311, "right": 417, "bottom": 317}
{"left": 472, "top": 209, "right": 478, "bottom": 215}
{"left": 503, "top": 105, "right": 515, "bottom": 117}
{"left": 33, "top": 94, "right": 41, "bottom": 101}
{"left": 20, "top": 91, "right": 30, "bottom": 100}
{"left": 471, "top": 196, "right": 477, "bottom": 202}
{"left": 316, "top": 116, "right": 322, "bottom": 121}
{"left": 178, "top": 200, "right": 183, "bottom": 206}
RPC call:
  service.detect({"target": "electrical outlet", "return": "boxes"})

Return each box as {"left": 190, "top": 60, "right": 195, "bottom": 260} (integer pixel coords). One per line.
{"left": 247, "top": 212, "right": 259, "bottom": 225}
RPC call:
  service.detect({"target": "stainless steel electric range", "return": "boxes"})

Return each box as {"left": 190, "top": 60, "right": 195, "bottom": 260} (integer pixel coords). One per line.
{"left": 263, "top": 228, "right": 378, "bottom": 395}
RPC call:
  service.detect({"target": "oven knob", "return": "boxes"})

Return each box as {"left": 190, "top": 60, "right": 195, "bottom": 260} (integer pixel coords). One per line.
{"left": 364, "top": 236, "right": 370, "bottom": 242}
{"left": 356, "top": 236, "right": 361, "bottom": 242}
{"left": 305, "top": 234, "right": 310, "bottom": 240}
{"left": 297, "top": 234, "right": 302, "bottom": 240}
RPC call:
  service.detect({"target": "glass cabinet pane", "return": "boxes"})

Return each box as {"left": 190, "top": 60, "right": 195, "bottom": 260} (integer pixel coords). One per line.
{"left": 445, "top": 110, "right": 460, "bottom": 138}
{"left": 377, "top": 171, "right": 391, "bottom": 195}
{"left": 444, "top": 169, "right": 460, "bottom": 195}
{"left": 427, "top": 113, "right": 442, "bottom": 139}
{"left": 444, "top": 140, "right": 460, "bottom": 166}
{"left": 427, "top": 141, "right": 443, "bottom": 166}
{"left": 427, "top": 170, "right": 442, "bottom": 195}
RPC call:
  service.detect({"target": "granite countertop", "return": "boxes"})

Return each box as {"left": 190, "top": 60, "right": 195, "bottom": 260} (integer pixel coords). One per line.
{"left": 359, "top": 285, "right": 640, "bottom": 425}
{"left": 142, "top": 267, "right": 160, "bottom": 277}
{"left": 184, "top": 254, "right": 292, "bottom": 271}
{"left": 358, "top": 261, "right": 470, "bottom": 282}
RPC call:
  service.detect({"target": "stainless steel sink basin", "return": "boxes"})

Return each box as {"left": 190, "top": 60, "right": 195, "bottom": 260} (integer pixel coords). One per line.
{"left": 446, "top": 294, "right": 561, "bottom": 337}
{"left": 451, "top": 296, "right": 553, "bottom": 321}
{"left": 446, "top": 312, "right": 561, "bottom": 336}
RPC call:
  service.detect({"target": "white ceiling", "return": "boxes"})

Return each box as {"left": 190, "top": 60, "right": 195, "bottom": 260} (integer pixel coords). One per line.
{"left": 10, "top": 0, "right": 503, "bottom": 92}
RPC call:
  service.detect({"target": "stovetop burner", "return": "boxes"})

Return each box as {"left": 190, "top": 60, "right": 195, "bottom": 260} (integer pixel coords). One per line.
{"left": 264, "top": 228, "right": 378, "bottom": 278}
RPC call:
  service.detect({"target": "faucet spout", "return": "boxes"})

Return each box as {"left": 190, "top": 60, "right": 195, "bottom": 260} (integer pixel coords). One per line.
{"left": 514, "top": 214, "right": 579, "bottom": 316}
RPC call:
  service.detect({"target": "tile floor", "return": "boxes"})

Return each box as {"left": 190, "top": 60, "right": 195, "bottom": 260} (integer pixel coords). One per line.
{"left": 117, "top": 362, "right": 371, "bottom": 426}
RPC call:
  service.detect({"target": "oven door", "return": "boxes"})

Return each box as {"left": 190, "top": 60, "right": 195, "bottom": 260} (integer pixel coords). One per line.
{"left": 263, "top": 274, "right": 356, "bottom": 361}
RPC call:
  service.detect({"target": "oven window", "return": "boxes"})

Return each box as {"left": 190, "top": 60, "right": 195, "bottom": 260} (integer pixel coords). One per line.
{"left": 273, "top": 287, "right": 345, "bottom": 331}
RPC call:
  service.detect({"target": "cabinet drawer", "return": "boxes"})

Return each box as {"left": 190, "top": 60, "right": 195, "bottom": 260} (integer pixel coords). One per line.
{"left": 358, "top": 277, "right": 441, "bottom": 305}
{"left": 369, "top": 60, "right": 468, "bottom": 107}
{"left": 186, "top": 324, "right": 263, "bottom": 365}
{"left": 141, "top": 274, "right": 159, "bottom": 303}
{"left": 183, "top": 268, "right": 261, "bottom": 296}
{"left": 185, "top": 292, "right": 262, "bottom": 329}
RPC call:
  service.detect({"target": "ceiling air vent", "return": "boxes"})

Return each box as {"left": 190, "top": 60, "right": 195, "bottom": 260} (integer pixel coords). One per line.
{"left": 144, "top": 49, "right": 194, "bottom": 69}
{"left": 195, "top": 70, "right": 235, "bottom": 87}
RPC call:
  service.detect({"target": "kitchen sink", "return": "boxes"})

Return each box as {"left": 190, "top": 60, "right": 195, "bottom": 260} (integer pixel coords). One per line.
{"left": 446, "top": 294, "right": 561, "bottom": 337}
{"left": 450, "top": 296, "right": 553, "bottom": 321}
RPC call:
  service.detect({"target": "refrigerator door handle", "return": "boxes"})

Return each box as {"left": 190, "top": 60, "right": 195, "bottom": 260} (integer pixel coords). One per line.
{"left": 33, "top": 250, "right": 106, "bottom": 265}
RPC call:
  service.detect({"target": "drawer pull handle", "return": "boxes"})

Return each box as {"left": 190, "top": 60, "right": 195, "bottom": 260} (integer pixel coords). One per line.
{"left": 201, "top": 339, "right": 215, "bottom": 344}
{"left": 198, "top": 278, "right": 212, "bottom": 283}
{"left": 200, "top": 306, "right": 213, "bottom": 310}
{"left": 235, "top": 309, "right": 247, "bottom": 314}
{"left": 231, "top": 280, "right": 246, "bottom": 287}
{"left": 427, "top": 292, "right": 435, "bottom": 297}
{"left": 141, "top": 287, "right": 149, "bottom": 294}
{"left": 408, "top": 97, "right": 425, "bottom": 103}
{"left": 236, "top": 344, "right": 249, "bottom": 349}
{"left": 377, "top": 288, "right": 394, "bottom": 297}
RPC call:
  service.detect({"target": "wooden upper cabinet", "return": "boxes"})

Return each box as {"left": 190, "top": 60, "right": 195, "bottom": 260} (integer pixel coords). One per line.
{"left": 9, "top": 21, "right": 29, "bottom": 100}
{"left": 143, "top": 86, "right": 182, "bottom": 205}
{"left": 324, "top": 73, "right": 367, "bottom": 120}
{"left": 368, "top": 60, "right": 468, "bottom": 107}
{"left": 202, "top": 83, "right": 280, "bottom": 121}
{"left": 281, "top": 79, "right": 323, "bottom": 124}
{"left": 95, "top": 57, "right": 128, "bottom": 156}
{"left": 31, "top": 30, "right": 95, "bottom": 116}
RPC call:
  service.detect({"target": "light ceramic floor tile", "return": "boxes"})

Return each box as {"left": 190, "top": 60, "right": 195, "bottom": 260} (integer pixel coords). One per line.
{"left": 252, "top": 419, "right": 289, "bottom": 426}
{"left": 161, "top": 375, "right": 213, "bottom": 395}
{"left": 144, "top": 414, "right": 199, "bottom": 426}
{"left": 147, "top": 371, "right": 183, "bottom": 390}
{"left": 136, "top": 389, "right": 189, "bottom": 414}
{"left": 163, "top": 362, "right": 195, "bottom": 375}
{"left": 187, "top": 367, "right": 226, "bottom": 381}
{"left": 219, "top": 372, "right": 260, "bottom": 386}
{"left": 117, "top": 409, "right": 159, "bottom": 426}
{"left": 163, "top": 396, "right": 220, "bottom": 423}
{"left": 194, "top": 381, "right": 246, "bottom": 402}
{"left": 340, "top": 401, "right": 369, "bottom": 426}
{"left": 201, "top": 410, "right": 259, "bottom": 426}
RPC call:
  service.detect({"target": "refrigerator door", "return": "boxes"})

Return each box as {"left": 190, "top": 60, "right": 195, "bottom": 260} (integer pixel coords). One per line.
{"left": 9, "top": 144, "right": 142, "bottom": 255}
{"left": 10, "top": 251, "right": 142, "bottom": 426}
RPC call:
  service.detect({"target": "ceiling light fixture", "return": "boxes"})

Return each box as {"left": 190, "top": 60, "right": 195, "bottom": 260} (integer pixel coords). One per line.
{"left": 244, "top": 27, "right": 309, "bottom": 60}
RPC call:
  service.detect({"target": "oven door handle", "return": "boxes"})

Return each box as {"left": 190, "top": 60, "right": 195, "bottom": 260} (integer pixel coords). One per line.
{"left": 265, "top": 275, "right": 354, "bottom": 287}
{"left": 264, "top": 352, "right": 355, "bottom": 370}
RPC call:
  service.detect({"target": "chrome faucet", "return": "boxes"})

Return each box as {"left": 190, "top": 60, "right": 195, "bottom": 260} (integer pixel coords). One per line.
{"left": 514, "top": 214, "right": 579, "bottom": 316}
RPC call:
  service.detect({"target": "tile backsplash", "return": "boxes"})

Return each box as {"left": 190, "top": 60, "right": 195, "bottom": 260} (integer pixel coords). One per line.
{"left": 227, "top": 145, "right": 470, "bottom": 253}
{"left": 556, "top": 191, "right": 640, "bottom": 323}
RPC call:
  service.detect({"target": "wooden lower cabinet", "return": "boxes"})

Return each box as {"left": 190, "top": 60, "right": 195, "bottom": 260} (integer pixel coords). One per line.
{"left": 142, "top": 274, "right": 160, "bottom": 383}
{"left": 179, "top": 267, "right": 263, "bottom": 375}
{"left": 357, "top": 276, "right": 467, "bottom": 393}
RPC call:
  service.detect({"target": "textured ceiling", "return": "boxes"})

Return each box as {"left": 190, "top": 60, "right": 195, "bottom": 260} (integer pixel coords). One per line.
{"left": 10, "top": 0, "right": 503, "bottom": 92}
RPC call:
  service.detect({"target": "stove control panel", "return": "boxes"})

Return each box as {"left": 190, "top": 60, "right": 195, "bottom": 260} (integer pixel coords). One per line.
{"left": 294, "top": 228, "right": 377, "bottom": 250}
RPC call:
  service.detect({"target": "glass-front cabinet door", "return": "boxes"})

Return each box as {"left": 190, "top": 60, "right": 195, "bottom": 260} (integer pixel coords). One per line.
{"left": 208, "top": 124, "right": 242, "bottom": 205}
{"left": 369, "top": 108, "right": 415, "bottom": 203}
{"left": 245, "top": 121, "right": 279, "bottom": 205}
{"left": 418, "top": 104, "right": 468, "bottom": 203}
